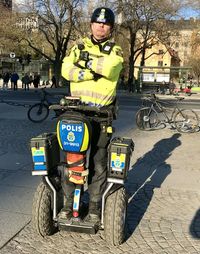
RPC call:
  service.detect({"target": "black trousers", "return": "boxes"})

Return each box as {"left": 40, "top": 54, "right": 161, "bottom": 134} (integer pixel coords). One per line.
{"left": 13, "top": 81, "right": 18, "bottom": 90}
{"left": 61, "top": 120, "right": 111, "bottom": 203}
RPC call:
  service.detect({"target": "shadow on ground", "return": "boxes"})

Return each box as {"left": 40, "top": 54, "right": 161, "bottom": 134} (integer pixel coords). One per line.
{"left": 125, "top": 133, "right": 182, "bottom": 240}
{"left": 190, "top": 209, "right": 200, "bottom": 238}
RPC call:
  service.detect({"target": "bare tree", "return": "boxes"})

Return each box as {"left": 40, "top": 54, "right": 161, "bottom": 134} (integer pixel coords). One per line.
{"left": 0, "top": 6, "right": 32, "bottom": 56}
{"left": 182, "top": 0, "right": 200, "bottom": 13}
{"left": 188, "top": 57, "right": 200, "bottom": 85}
{"left": 1, "top": 0, "right": 85, "bottom": 86}
{"left": 112, "top": 0, "right": 183, "bottom": 92}
{"left": 187, "top": 31, "right": 200, "bottom": 85}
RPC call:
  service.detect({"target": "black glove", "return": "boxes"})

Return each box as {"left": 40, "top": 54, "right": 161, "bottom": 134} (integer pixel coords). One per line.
{"left": 91, "top": 71, "right": 103, "bottom": 81}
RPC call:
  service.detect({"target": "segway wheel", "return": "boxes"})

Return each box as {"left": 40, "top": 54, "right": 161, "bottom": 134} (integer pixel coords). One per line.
{"left": 104, "top": 187, "right": 127, "bottom": 246}
{"left": 32, "top": 181, "right": 57, "bottom": 236}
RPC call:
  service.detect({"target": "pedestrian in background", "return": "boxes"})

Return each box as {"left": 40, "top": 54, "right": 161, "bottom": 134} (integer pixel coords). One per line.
{"left": 169, "top": 80, "right": 176, "bottom": 95}
{"left": 29, "top": 73, "right": 33, "bottom": 87}
{"left": 160, "top": 81, "right": 166, "bottom": 94}
{"left": 21, "top": 73, "right": 25, "bottom": 89}
{"left": 23, "top": 73, "right": 30, "bottom": 91}
{"left": 11, "top": 72, "right": 19, "bottom": 91}
{"left": 51, "top": 75, "right": 56, "bottom": 88}
{"left": 33, "top": 73, "right": 40, "bottom": 88}
{"left": 2, "top": 72, "right": 10, "bottom": 90}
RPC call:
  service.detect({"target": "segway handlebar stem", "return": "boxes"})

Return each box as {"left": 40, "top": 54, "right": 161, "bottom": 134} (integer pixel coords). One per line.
{"left": 49, "top": 99, "right": 114, "bottom": 122}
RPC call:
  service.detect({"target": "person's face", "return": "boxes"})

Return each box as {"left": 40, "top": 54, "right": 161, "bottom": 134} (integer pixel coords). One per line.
{"left": 91, "top": 22, "right": 112, "bottom": 40}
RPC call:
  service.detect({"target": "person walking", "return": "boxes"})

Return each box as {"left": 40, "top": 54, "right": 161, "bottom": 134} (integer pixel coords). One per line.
{"left": 2, "top": 72, "right": 10, "bottom": 90}
{"left": 23, "top": 73, "right": 31, "bottom": 91}
{"left": 169, "top": 79, "right": 176, "bottom": 95}
{"left": 11, "top": 72, "right": 19, "bottom": 91}
{"left": 61, "top": 7, "right": 123, "bottom": 222}
{"left": 33, "top": 73, "right": 40, "bottom": 88}
{"left": 51, "top": 75, "right": 56, "bottom": 88}
{"left": 29, "top": 73, "right": 33, "bottom": 87}
{"left": 21, "top": 73, "right": 25, "bottom": 89}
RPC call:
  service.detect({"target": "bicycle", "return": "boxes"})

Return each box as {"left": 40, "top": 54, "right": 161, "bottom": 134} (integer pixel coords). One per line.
{"left": 135, "top": 93, "right": 199, "bottom": 133}
{"left": 27, "top": 88, "right": 65, "bottom": 123}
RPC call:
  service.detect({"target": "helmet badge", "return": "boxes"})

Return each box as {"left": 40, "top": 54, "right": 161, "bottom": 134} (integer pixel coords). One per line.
{"left": 97, "top": 8, "right": 106, "bottom": 23}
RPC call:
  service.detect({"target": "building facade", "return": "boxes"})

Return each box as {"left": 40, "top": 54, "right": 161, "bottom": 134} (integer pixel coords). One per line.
{"left": 169, "top": 18, "right": 200, "bottom": 66}
{"left": 132, "top": 18, "right": 200, "bottom": 88}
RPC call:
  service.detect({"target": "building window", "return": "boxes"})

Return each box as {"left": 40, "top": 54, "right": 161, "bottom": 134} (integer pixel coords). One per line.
{"left": 159, "top": 49, "right": 164, "bottom": 54}
{"left": 158, "top": 61, "right": 163, "bottom": 67}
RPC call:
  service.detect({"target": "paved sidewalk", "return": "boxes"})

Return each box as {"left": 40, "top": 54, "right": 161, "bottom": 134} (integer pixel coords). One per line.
{"left": 1, "top": 125, "right": 200, "bottom": 253}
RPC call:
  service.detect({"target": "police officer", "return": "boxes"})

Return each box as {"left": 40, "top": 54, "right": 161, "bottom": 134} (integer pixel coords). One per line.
{"left": 61, "top": 7, "right": 123, "bottom": 222}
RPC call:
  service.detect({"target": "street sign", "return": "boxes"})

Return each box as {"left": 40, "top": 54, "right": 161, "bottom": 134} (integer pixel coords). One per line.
{"left": 10, "top": 52, "right": 15, "bottom": 58}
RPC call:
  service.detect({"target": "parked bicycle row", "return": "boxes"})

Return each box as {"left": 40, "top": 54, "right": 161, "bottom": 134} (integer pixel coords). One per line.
{"left": 135, "top": 93, "right": 200, "bottom": 133}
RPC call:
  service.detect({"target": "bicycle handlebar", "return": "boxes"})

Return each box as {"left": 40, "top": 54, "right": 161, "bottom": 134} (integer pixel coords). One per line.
{"left": 142, "top": 93, "right": 157, "bottom": 102}
{"left": 49, "top": 101, "right": 114, "bottom": 124}
{"left": 142, "top": 93, "right": 185, "bottom": 103}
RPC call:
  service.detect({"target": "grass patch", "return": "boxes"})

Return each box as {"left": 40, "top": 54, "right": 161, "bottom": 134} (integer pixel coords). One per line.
{"left": 191, "top": 87, "right": 200, "bottom": 93}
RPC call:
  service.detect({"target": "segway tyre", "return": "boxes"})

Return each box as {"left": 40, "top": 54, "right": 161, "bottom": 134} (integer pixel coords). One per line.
{"left": 32, "top": 181, "right": 57, "bottom": 236}
{"left": 104, "top": 187, "right": 127, "bottom": 246}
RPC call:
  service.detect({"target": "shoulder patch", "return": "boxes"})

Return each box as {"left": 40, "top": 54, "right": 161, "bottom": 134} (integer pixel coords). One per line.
{"left": 101, "top": 42, "right": 115, "bottom": 54}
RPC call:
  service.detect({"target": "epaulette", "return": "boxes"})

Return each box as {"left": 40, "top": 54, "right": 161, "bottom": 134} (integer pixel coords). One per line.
{"left": 101, "top": 41, "right": 115, "bottom": 55}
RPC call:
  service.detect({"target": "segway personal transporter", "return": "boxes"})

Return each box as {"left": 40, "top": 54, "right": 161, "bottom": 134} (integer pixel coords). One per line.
{"left": 31, "top": 97, "right": 134, "bottom": 246}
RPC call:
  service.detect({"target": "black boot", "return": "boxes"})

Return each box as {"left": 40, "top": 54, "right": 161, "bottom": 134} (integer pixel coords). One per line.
{"left": 85, "top": 201, "right": 101, "bottom": 223}
{"left": 59, "top": 197, "right": 73, "bottom": 220}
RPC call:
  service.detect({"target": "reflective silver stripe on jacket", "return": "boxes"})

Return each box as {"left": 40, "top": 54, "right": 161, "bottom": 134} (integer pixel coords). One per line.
{"left": 96, "top": 57, "right": 104, "bottom": 74}
{"left": 78, "top": 70, "right": 85, "bottom": 81}
{"left": 71, "top": 89, "right": 115, "bottom": 104}
{"left": 69, "top": 67, "right": 78, "bottom": 80}
{"left": 86, "top": 60, "right": 92, "bottom": 70}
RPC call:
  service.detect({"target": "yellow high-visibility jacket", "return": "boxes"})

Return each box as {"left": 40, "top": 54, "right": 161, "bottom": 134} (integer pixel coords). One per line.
{"left": 62, "top": 37, "right": 123, "bottom": 107}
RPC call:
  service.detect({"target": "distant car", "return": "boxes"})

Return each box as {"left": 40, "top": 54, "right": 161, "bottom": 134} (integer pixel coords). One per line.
{"left": 174, "top": 87, "right": 191, "bottom": 96}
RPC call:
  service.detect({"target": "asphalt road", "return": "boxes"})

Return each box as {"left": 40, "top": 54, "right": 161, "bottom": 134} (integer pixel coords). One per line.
{"left": 0, "top": 88, "right": 200, "bottom": 109}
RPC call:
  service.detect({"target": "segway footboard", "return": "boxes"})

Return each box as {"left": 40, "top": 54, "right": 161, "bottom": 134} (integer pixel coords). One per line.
{"left": 58, "top": 217, "right": 99, "bottom": 234}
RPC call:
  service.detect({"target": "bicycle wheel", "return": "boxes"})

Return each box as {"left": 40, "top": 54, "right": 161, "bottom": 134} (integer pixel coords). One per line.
{"left": 135, "top": 107, "right": 161, "bottom": 131}
{"left": 174, "top": 109, "right": 199, "bottom": 133}
{"left": 28, "top": 103, "right": 49, "bottom": 123}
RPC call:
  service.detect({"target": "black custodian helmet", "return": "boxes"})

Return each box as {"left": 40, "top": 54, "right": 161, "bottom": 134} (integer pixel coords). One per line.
{"left": 91, "top": 7, "right": 115, "bottom": 27}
